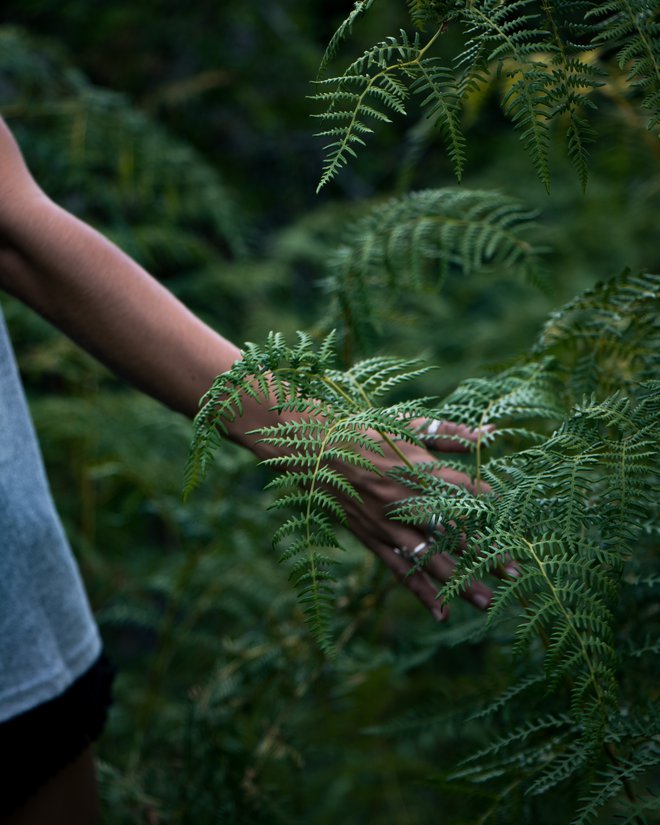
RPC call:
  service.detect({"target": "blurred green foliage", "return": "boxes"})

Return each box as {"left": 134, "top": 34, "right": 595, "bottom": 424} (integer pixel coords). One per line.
{"left": 0, "top": 1, "right": 658, "bottom": 822}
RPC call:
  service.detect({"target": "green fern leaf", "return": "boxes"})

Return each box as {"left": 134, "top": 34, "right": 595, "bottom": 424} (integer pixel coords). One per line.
{"left": 571, "top": 742, "right": 660, "bottom": 825}
{"left": 586, "top": 0, "right": 660, "bottom": 128}
{"left": 186, "top": 332, "right": 435, "bottom": 652}
{"left": 317, "top": 0, "right": 377, "bottom": 78}
{"left": 325, "top": 188, "right": 542, "bottom": 351}
{"left": 460, "top": 0, "right": 555, "bottom": 188}
{"left": 525, "top": 737, "right": 591, "bottom": 796}
{"left": 312, "top": 29, "right": 449, "bottom": 190}
{"left": 408, "top": 59, "right": 467, "bottom": 179}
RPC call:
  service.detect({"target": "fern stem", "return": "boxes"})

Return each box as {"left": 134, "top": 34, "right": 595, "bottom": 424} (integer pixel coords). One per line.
{"left": 621, "top": 0, "right": 660, "bottom": 89}
{"left": 304, "top": 418, "right": 339, "bottom": 653}
{"left": 475, "top": 430, "right": 483, "bottom": 494}
{"left": 603, "top": 742, "right": 642, "bottom": 816}
{"left": 520, "top": 536, "right": 642, "bottom": 810}
{"left": 321, "top": 374, "right": 358, "bottom": 407}
{"left": 523, "top": 536, "right": 608, "bottom": 710}
{"left": 322, "top": 374, "right": 418, "bottom": 473}
{"left": 397, "top": 24, "right": 445, "bottom": 68}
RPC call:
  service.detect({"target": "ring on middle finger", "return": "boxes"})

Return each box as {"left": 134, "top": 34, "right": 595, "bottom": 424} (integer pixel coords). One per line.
{"left": 394, "top": 541, "right": 429, "bottom": 562}
{"left": 427, "top": 514, "right": 443, "bottom": 538}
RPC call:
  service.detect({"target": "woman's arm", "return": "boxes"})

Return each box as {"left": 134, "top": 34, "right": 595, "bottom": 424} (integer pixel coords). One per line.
{"left": 0, "top": 118, "right": 268, "bottom": 444}
{"left": 0, "top": 116, "right": 493, "bottom": 618}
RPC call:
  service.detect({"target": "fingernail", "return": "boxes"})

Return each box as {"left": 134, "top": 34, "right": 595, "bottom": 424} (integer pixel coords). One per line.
{"left": 476, "top": 425, "right": 495, "bottom": 436}
{"left": 432, "top": 605, "right": 448, "bottom": 622}
{"left": 505, "top": 564, "right": 520, "bottom": 578}
{"left": 473, "top": 593, "right": 490, "bottom": 610}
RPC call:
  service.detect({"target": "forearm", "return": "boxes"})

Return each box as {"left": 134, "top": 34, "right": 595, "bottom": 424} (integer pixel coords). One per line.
{"left": 0, "top": 198, "right": 234, "bottom": 413}
{"left": 0, "top": 131, "right": 273, "bottom": 452}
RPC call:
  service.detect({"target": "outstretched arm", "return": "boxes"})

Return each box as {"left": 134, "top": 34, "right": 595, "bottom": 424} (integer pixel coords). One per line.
{"left": 0, "top": 117, "right": 262, "bottom": 439}
{"left": 0, "top": 116, "right": 493, "bottom": 619}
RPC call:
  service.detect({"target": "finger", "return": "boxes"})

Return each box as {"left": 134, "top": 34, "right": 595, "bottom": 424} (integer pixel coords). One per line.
{"left": 445, "top": 532, "right": 511, "bottom": 599}
{"left": 493, "top": 557, "right": 522, "bottom": 580}
{"left": 422, "top": 548, "right": 492, "bottom": 611}
{"left": 369, "top": 541, "right": 450, "bottom": 622}
{"left": 383, "top": 532, "right": 492, "bottom": 614}
{"left": 459, "top": 578, "right": 492, "bottom": 611}
{"left": 435, "top": 466, "right": 492, "bottom": 496}
{"left": 414, "top": 419, "right": 495, "bottom": 452}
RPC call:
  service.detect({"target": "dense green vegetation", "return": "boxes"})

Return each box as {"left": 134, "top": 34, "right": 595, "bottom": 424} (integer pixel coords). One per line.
{"left": 1, "top": 2, "right": 658, "bottom": 823}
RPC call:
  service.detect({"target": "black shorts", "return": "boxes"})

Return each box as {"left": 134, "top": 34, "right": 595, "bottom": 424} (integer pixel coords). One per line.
{"left": 0, "top": 652, "right": 115, "bottom": 817}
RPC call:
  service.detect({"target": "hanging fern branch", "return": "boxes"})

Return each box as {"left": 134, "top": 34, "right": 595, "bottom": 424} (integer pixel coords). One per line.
{"left": 312, "top": 25, "right": 470, "bottom": 190}
{"left": 408, "top": 59, "right": 467, "bottom": 179}
{"left": 586, "top": 0, "right": 660, "bottom": 128}
{"left": 388, "top": 272, "right": 659, "bottom": 812}
{"left": 323, "top": 187, "right": 542, "bottom": 355}
{"left": 317, "top": 0, "right": 378, "bottom": 79}
{"left": 449, "top": 713, "right": 577, "bottom": 780}
{"left": 538, "top": 1, "right": 603, "bottom": 189}
{"left": 460, "top": 0, "right": 556, "bottom": 189}
{"left": 431, "top": 360, "right": 563, "bottom": 430}
{"left": 312, "top": 0, "right": 658, "bottom": 190}
{"left": 533, "top": 270, "right": 660, "bottom": 400}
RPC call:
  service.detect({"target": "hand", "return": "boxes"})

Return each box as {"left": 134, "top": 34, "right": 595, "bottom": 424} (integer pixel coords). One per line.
{"left": 335, "top": 419, "right": 494, "bottom": 622}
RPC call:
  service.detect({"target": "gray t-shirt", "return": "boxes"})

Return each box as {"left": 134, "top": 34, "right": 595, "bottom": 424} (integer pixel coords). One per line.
{"left": 0, "top": 306, "right": 100, "bottom": 723}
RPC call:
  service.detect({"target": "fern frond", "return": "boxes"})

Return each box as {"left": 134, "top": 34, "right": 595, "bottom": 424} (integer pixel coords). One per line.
{"left": 537, "top": 2, "right": 604, "bottom": 188}
{"left": 525, "top": 736, "right": 591, "bottom": 796}
{"left": 288, "top": 552, "right": 339, "bottom": 655}
{"left": 436, "top": 362, "right": 659, "bottom": 748}
{"left": 312, "top": 0, "right": 657, "bottom": 187}
{"left": 468, "top": 672, "right": 546, "bottom": 722}
{"left": 186, "top": 331, "right": 436, "bottom": 652}
{"left": 572, "top": 742, "right": 660, "bottom": 825}
{"left": 459, "top": 0, "right": 555, "bottom": 188}
{"left": 317, "top": 0, "right": 377, "bottom": 78}
{"left": 435, "top": 359, "right": 563, "bottom": 431}
{"left": 313, "top": 28, "right": 450, "bottom": 190}
{"left": 408, "top": 58, "right": 467, "bottom": 179}
{"left": 534, "top": 270, "right": 660, "bottom": 402}
{"left": 325, "top": 188, "right": 542, "bottom": 351}
{"left": 611, "top": 793, "right": 660, "bottom": 825}
{"left": 334, "top": 354, "right": 435, "bottom": 398}
{"left": 586, "top": 0, "right": 660, "bottom": 127}
{"left": 451, "top": 713, "right": 574, "bottom": 771}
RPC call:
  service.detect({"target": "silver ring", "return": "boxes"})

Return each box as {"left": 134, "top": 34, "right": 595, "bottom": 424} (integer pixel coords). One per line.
{"left": 426, "top": 419, "right": 442, "bottom": 436}
{"left": 394, "top": 541, "right": 428, "bottom": 562}
{"left": 427, "top": 514, "right": 443, "bottom": 537}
